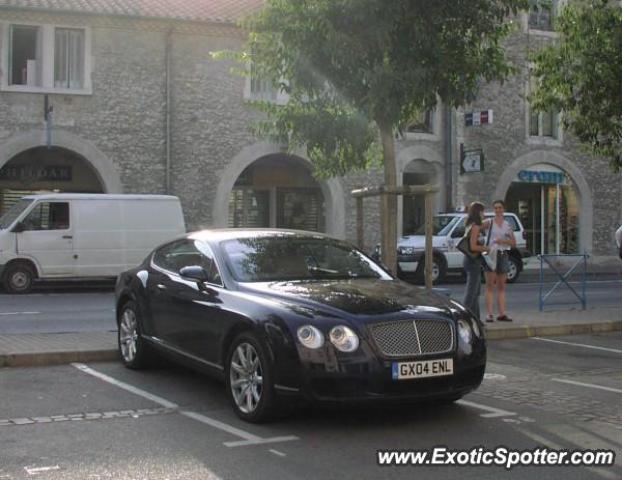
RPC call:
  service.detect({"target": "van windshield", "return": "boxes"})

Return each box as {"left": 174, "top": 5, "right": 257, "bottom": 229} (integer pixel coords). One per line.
{"left": 412, "top": 216, "right": 460, "bottom": 236}
{"left": 0, "top": 199, "right": 33, "bottom": 229}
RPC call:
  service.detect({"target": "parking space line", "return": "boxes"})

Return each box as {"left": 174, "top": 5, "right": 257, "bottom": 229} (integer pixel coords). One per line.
{"left": 0, "top": 312, "right": 40, "bottom": 316}
{"left": 72, "top": 363, "right": 299, "bottom": 448}
{"left": 531, "top": 337, "right": 622, "bottom": 354}
{"left": 72, "top": 363, "right": 178, "bottom": 409}
{"left": 179, "top": 411, "right": 261, "bottom": 441}
{"left": 269, "top": 449, "right": 287, "bottom": 457}
{"left": 552, "top": 378, "right": 622, "bottom": 394}
{"left": 223, "top": 436, "right": 300, "bottom": 448}
{"left": 456, "top": 399, "right": 517, "bottom": 418}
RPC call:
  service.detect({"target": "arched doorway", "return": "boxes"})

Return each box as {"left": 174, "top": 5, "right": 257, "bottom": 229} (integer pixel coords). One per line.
{"left": 0, "top": 146, "right": 105, "bottom": 215}
{"left": 494, "top": 151, "right": 592, "bottom": 254}
{"left": 228, "top": 154, "right": 325, "bottom": 232}
{"left": 505, "top": 164, "right": 579, "bottom": 254}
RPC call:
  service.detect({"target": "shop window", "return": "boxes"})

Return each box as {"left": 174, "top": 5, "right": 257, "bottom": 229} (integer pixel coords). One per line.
{"left": 228, "top": 189, "right": 270, "bottom": 228}
{"left": 22, "top": 202, "right": 69, "bottom": 231}
{"left": 9, "top": 25, "right": 42, "bottom": 86}
{"left": 277, "top": 189, "right": 324, "bottom": 232}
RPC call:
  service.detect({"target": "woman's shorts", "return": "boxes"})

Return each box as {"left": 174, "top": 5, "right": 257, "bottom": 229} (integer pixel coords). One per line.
{"left": 484, "top": 250, "right": 510, "bottom": 274}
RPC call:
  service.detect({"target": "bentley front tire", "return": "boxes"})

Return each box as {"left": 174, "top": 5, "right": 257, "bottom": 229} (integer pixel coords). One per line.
{"left": 226, "top": 331, "right": 276, "bottom": 423}
{"left": 118, "top": 301, "right": 152, "bottom": 369}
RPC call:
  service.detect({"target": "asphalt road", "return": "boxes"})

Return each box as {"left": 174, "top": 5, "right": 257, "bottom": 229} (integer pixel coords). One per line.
{"left": 1, "top": 278, "right": 621, "bottom": 334}
{"left": 1, "top": 332, "right": 621, "bottom": 479}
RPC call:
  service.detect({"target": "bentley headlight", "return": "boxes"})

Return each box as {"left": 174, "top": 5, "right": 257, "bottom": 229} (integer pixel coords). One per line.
{"left": 329, "top": 325, "right": 359, "bottom": 352}
{"left": 297, "top": 325, "right": 324, "bottom": 349}
{"left": 457, "top": 319, "right": 472, "bottom": 345}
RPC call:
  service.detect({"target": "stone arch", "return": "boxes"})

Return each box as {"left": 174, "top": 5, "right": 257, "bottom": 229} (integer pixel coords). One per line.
{"left": 213, "top": 142, "right": 346, "bottom": 239}
{"left": 494, "top": 150, "right": 593, "bottom": 253}
{"left": 396, "top": 144, "right": 445, "bottom": 235}
{"left": 0, "top": 130, "right": 122, "bottom": 193}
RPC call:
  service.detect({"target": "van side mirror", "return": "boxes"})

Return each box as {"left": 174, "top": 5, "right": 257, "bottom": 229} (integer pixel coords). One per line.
{"left": 179, "top": 265, "right": 209, "bottom": 283}
{"left": 11, "top": 222, "right": 26, "bottom": 233}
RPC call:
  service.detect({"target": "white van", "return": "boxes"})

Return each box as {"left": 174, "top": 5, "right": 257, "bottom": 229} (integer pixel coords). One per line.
{"left": 395, "top": 212, "right": 530, "bottom": 284}
{"left": 0, "top": 194, "right": 185, "bottom": 293}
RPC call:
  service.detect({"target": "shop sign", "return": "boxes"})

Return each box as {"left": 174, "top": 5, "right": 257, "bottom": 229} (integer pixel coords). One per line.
{"left": 0, "top": 165, "right": 72, "bottom": 182}
{"left": 461, "top": 148, "right": 484, "bottom": 174}
{"left": 517, "top": 169, "right": 566, "bottom": 185}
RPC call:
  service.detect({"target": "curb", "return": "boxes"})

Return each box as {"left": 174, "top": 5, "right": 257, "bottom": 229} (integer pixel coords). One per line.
{"left": 485, "top": 321, "right": 622, "bottom": 341}
{"left": 2, "top": 321, "right": 622, "bottom": 368}
{"left": 0, "top": 349, "right": 118, "bottom": 368}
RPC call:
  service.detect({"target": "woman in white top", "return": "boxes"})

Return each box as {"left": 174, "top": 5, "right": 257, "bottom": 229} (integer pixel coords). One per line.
{"left": 484, "top": 200, "right": 516, "bottom": 322}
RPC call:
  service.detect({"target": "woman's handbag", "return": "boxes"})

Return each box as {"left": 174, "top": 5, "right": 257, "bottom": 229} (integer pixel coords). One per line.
{"left": 456, "top": 226, "right": 479, "bottom": 260}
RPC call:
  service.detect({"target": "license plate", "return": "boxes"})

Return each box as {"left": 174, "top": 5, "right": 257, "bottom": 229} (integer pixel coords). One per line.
{"left": 392, "top": 358, "right": 454, "bottom": 380}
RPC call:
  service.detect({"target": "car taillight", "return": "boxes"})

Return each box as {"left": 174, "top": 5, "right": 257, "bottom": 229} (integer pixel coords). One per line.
{"left": 522, "top": 231, "right": 527, "bottom": 240}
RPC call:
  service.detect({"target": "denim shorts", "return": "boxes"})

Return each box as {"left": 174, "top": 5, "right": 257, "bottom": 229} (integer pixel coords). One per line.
{"left": 483, "top": 250, "right": 509, "bottom": 274}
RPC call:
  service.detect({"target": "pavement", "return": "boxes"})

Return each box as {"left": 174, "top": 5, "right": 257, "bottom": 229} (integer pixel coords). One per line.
{"left": 1, "top": 306, "right": 620, "bottom": 368}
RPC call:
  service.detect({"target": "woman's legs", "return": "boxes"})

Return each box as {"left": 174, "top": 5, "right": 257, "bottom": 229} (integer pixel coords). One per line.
{"left": 496, "top": 273, "right": 507, "bottom": 317}
{"left": 485, "top": 271, "right": 496, "bottom": 318}
{"left": 463, "top": 258, "right": 482, "bottom": 320}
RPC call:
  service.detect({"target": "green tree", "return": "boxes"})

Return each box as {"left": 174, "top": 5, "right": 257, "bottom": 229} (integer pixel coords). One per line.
{"left": 531, "top": 0, "right": 622, "bottom": 171}
{"left": 219, "top": 0, "right": 527, "bottom": 273}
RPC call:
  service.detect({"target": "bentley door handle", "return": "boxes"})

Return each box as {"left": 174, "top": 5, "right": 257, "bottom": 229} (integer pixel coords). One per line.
{"left": 157, "top": 284, "right": 167, "bottom": 290}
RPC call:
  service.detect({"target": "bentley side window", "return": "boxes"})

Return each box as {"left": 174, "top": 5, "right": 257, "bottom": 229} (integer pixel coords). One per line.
{"left": 153, "top": 240, "right": 223, "bottom": 286}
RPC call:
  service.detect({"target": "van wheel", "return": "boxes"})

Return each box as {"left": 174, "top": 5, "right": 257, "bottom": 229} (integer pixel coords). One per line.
{"left": 506, "top": 256, "right": 521, "bottom": 283}
{"left": 416, "top": 255, "right": 446, "bottom": 285}
{"left": 3, "top": 263, "right": 35, "bottom": 294}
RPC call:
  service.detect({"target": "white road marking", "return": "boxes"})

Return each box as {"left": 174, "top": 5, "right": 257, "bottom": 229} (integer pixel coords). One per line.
{"left": 179, "top": 411, "right": 261, "bottom": 442}
{"left": 552, "top": 378, "right": 622, "bottom": 394}
{"left": 269, "top": 449, "right": 287, "bottom": 457}
{"left": 483, "top": 373, "right": 506, "bottom": 381}
{"left": 72, "top": 364, "right": 178, "bottom": 409}
{"left": 532, "top": 337, "right": 622, "bottom": 354}
{"left": 24, "top": 466, "right": 60, "bottom": 475}
{"left": 456, "top": 399, "right": 517, "bottom": 418}
{"left": 72, "top": 363, "right": 299, "bottom": 447}
{"left": 0, "top": 312, "right": 40, "bottom": 316}
{"left": 224, "top": 436, "right": 300, "bottom": 448}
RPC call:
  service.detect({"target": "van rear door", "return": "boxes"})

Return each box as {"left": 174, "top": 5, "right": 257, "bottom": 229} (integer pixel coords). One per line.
{"left": 16, "top": 201, "right": 75, "bottom": 276}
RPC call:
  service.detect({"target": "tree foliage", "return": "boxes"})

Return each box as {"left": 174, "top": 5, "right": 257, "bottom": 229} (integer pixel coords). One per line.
{"left": 531, "top": 0, "right": 622, "bottom": 171}
{"left": 216, "top": 0, "right": 527, "bottom": 272}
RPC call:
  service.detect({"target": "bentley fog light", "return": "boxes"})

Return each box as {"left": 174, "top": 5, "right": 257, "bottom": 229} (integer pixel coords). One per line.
{"left": 457, "top": 319, "right": 472, "bottom": 345}
{"left": 297, "top": 325, "right": 324, "bottom": 349}
{"left": 329, "top": 326, "right": 359, "bottom": 352}
{"left": 470, "top": 318, "right": 481, "bottom": 338}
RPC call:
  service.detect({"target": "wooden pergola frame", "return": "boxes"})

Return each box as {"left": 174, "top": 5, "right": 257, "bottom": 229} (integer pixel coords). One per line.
{"left": 351, "top": 184, "right": 439, "bottom": 290}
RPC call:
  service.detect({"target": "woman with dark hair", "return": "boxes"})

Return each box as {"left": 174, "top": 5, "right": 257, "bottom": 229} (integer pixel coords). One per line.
{"left": 484, "top": 199, "right": 516, "bottom": 322}
{"left": 462, "top": 201, "right": 490, "bottom": 320}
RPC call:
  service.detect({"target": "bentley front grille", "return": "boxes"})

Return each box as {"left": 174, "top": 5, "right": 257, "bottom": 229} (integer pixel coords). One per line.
{"left": 369, "top": 319, "right": 454, "bottom": 357}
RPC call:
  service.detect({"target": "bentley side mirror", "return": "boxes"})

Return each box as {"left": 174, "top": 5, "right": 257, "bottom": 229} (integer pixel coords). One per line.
{"left": 11, "top": 221, "right": 26, "bottom": 233}
{"left": 179, "top": 265, "right": 209, "bottom": 283}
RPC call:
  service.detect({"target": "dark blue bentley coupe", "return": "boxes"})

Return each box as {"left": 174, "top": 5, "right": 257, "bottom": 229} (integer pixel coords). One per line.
{"left": 115, "top": 229, "right": 486, "bottom": 422}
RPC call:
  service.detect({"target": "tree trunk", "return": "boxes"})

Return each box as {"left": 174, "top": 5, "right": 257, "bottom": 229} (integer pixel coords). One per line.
{"left": 379, "top": 124, "right": 398, "bottom": 275}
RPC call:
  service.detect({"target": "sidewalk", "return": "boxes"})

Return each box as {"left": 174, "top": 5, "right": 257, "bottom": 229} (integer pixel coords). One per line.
{"left": 0, "top": 308, "right": 620, "bottom": 368}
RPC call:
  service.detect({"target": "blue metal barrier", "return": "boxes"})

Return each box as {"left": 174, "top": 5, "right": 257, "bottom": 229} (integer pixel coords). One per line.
{"left": 538, "top": 254, "right": 589, "bottom": 311}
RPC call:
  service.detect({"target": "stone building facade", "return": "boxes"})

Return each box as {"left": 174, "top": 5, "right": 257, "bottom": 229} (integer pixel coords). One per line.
{"left": 0, "top": 0, "right": 620, "bottom": 264}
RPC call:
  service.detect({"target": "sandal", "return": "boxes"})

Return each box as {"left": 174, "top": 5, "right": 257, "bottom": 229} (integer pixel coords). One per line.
{"left": 497, "top": 315, "right": 512, "bottom": 322}
{"left": 485, "top": 315, "right": 494, "bottom": 323}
